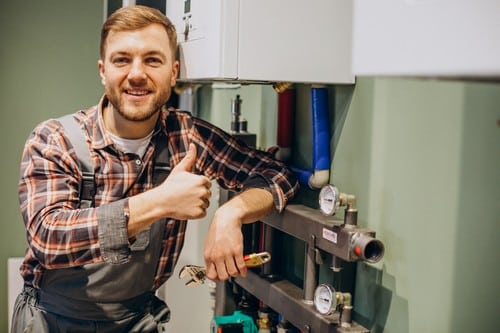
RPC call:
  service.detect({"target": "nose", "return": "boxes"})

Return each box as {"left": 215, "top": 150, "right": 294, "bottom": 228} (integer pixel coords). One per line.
{"left": 127, "top": 59, "right": 147, "bottom": 83}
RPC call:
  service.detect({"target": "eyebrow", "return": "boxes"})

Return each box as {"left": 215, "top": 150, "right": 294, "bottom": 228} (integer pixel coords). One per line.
{"left": 109, "top": 50, "right": 167, "bottom": 60}
{"left": 143, "top": 51, "right": 167, "bottom": 60}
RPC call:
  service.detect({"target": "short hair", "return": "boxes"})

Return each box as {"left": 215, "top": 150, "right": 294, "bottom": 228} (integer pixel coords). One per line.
{"left": 100, "top": 5, "right": 177, "bottom": 60}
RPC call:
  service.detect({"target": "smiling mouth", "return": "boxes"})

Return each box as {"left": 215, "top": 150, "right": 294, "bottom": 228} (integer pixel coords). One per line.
{"left": 125, "top": 89, "right": 150, "bottom": 96}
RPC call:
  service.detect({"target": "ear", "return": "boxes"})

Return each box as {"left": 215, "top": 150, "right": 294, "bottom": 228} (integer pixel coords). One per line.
{"left": 98, "top": 59, "right": 106, "bottom": 85}
{"left": 171, "top": 60, "right": 179, "bottom": 87}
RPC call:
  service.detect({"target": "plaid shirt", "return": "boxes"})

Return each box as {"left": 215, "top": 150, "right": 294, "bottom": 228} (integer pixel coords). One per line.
{"left": 18, "top": 96, "right": 299, "bottom": 290}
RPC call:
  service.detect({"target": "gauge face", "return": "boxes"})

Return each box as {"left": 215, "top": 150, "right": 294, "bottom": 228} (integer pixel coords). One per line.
{"left": 318, "top": 184, "right": 340, "bottom": 216}
{"left": 314, "top": 284, "right": 337, "bottom": 315}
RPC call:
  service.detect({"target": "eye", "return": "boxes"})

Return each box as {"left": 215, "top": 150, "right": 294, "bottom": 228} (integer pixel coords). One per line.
{"left": 145, "top": 57, "right": 163, "bottom": 66}
{"left": 112, "top": 57, "right": 130, "bottom": 66}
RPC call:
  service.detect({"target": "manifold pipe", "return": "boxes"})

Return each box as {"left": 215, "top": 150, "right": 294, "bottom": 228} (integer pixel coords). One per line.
{"left": 351, "top": 233, "right": 385, "bottom": 263}
{"left": 303, "top": 234, "right": 317, "bottom": 304}
{"left": 291, "top": 85, "right": 331, "bottom": 189}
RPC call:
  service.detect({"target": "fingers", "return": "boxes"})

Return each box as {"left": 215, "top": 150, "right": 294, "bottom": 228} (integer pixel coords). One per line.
{"left": 203, "top": 215, "right": 246, "bottom": 281}
{"left": 235, "top": 255, "right": 247, "bottom": 277}
{"left": 197, "top": 181, "right": 212, "bottom": 211}
{"left": 205, "top": 253, "right": 247, "bottom": 281}
{"left": 161, "top": 142, "right": 214, "bottom": 220}
{"left": 173, "top": 143, "right": 197, "bottom": 173}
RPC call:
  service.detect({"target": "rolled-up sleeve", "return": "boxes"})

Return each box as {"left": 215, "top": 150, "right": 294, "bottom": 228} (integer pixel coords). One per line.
{"left": 97, "top": 198, "right": 131, "bottom": 264}
{"left": 19, "top": 119, "right": 135, "bottom": 270}
{"left": 180, "top": 115, "right": 299, "bottom": 212}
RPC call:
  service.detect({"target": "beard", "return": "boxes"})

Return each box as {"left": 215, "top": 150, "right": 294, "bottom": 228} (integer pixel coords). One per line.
{"left": 105, "top": 85, "right": 171, "bottom": 122}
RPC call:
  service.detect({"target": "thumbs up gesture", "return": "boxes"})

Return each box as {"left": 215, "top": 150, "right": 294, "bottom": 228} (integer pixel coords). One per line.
{"left": 159, "top": 143, "right": 212, "bottom": 220}
{"left": 173, "top": 142, "right": 198, "bottom": 173}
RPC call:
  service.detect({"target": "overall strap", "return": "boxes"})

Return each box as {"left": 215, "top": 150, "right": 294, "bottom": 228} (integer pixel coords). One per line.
{"left": 153, "top": 127, "right": 171, "bottom": 186}
{"left": 58, "top": 114, "right": 171, "bottom": 207}
{"left": 152, "top": 133, "right": 171, "bottom": 185}
{"left": 58, "top": 114, "right": 95, "bottom": 208}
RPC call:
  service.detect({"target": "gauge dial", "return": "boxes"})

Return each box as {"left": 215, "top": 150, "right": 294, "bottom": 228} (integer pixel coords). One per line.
{"left": 318, "top": 184, "right": 340, "bottom": 216}
{"left": 313, "top": 283, "right": 337, "bottom": 315}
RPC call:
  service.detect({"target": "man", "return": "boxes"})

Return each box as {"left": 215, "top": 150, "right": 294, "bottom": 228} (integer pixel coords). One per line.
{"left": 12, "top": 5, "right": 298, "bottom": 333}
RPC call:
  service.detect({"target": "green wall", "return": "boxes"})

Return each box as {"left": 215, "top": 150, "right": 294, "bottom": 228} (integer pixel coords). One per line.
{"left": 331, "top": 78, "right": 500, "bottom": 332}
{"left": 0, "top": 0, "right": 103, "bottom": 331}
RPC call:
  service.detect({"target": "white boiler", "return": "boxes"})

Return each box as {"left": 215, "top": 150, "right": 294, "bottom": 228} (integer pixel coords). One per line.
{"left": 166, "top": 0, "right": 354, "bottom": 84}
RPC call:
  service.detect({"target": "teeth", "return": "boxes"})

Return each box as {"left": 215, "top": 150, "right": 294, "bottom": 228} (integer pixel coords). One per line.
{"left": 127, "top": 90, "right": 148, "bottom": 96}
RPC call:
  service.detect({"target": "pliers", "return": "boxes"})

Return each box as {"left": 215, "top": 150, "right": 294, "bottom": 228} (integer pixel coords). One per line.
{"left": 178, "top": 252, "right": 271, "bottom": 287}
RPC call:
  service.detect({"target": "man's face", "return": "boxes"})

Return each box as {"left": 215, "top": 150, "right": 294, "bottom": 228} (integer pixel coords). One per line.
{"left": 98, "top": 24, "right": 178, "bottom": 122}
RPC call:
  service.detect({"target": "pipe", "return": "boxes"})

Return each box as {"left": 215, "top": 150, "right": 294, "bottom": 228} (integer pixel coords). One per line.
{"left": 303, "top": 234, "right": 316, "bottom": 304}
{"left": 330, "top": 255, "right": 343, "bottom": 273}
{"left": 260, "top": 223, "right": 274, "bottom": 276}
{"left": 231, "top": 95, "right": 242, "bottom": 133}
{"left": 308, "top": 169, "right": 330, "bottom": 189}
{"left": 289, "top": 86, "right": 331, "bottom": 189}
{"left": 276, "top": 88, "right": 295, "bottom": 162}
{"left": 350, "top": 233, "right": 385, "bottom": 263}
{"left": 309, "top": 86, "right": 331, "bottom": 188}
{"left": 122, "top": 0, "right": 136, "bottom": 7}
{"left": 337, "top": 293, "right": 352, "bottom": 326}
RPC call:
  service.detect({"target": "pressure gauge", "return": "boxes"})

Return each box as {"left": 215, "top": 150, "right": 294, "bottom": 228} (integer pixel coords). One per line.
{"left": 318, "top": 184, "right": 340, "bottom": 216}
{"left": 313, "top": 284, "right": 337, "bottom": 315}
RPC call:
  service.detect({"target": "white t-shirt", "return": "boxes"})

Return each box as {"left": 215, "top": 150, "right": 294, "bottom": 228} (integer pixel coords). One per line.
{"left": 107, "top": 130, "right": 153, "bottom": 158}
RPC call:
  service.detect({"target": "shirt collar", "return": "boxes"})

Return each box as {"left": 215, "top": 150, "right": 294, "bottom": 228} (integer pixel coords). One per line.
{"left": 91, "top": 95, "right": 169, "bottom": 151}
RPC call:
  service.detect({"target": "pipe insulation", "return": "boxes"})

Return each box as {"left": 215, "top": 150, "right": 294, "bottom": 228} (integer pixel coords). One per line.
{"left": 311, "top": 87, "right": 330, "bottom": 172}
{"left": 291, "top": 86, "right": 331, "bottom": 189}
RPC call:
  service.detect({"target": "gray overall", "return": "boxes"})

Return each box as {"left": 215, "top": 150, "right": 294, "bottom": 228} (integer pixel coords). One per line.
{"left": 11, "top": 115, "right": 171, "bottom": 332}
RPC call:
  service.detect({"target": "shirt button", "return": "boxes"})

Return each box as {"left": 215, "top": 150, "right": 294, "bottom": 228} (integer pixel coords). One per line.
{"left": 135, "top": 159, "right": 142, "bottom": 166}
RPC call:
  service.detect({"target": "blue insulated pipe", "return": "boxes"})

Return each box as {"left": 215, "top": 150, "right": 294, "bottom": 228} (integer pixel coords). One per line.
{"left": 293, "top": 86, "right": 331, "bottom": 189}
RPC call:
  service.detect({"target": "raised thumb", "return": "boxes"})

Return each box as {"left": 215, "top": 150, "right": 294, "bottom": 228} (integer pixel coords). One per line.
{"left": 174, "top": 143, "right": 197, "bottom": 172}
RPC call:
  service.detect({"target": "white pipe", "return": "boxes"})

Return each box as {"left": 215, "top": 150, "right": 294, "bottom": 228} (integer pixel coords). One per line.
{"left": 308, "top": 169, "right": 330, "bottom": 189}
{"left": 122, "top": 0, "right": 136, "bottom": 7}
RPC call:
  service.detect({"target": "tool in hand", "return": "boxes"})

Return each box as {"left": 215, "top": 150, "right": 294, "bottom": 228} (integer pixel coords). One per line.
{"left": 179, "top": 252, "right": 271, "bottom": 287}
